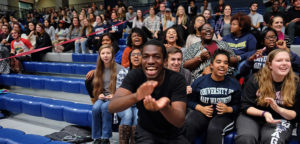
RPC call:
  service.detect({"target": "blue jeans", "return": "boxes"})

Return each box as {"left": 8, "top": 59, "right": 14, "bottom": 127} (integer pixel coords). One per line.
{"left": 92, "top": 100, "right": 113, "bottom": 139}
{"left": 75, "top": 38, "right": 87, "bottom": 53}
{"left": 117, "top": 106, "right": 138, "bottom": 126}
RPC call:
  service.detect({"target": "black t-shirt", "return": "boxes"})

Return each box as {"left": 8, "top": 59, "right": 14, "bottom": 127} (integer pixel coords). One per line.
{"left": 120, "top": 68, "right": 187, "bottom": 138}
{"left": 241, "top": 75, "right": 300, "bottom": 122}
{"left": 286, "top": 7, "right": 300, "bottom": 24}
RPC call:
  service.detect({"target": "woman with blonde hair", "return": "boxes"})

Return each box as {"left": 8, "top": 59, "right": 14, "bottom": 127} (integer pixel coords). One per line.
{"left": 75, "top": 18, "right": 93, "bottom": 53}
{"left": 176, "top": 5, "right": 189, "bottom": 30}
{"left": 162, "top": 8, "right": 175, "bottom": 31}
{"left": 85, "top": 44, "right": 123, "bottom": 144}
{"left": 235, "top": 48, "right": 300, "bottom": 144}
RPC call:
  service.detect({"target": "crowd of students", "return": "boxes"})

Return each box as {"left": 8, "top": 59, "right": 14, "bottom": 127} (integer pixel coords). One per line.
{"left": 0, "top": 0, "right": 300, "bottom": 144}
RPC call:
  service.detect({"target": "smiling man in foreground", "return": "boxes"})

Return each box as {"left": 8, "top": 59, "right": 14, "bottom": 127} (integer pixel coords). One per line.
{"left": 108, "top": 40, "right": 188, "bottom": 144}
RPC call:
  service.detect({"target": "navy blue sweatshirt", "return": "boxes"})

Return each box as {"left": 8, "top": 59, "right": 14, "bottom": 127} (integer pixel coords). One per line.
{"left": 109, "top": 21, "right": 123, "bottom": 34}
{"left": 223, "top": 33, "right": 257, "bottom": 61}
{"left": 93, "top": 24, "right": 107, "bottom": 37}
{"left": 240, "top": 48, "right": 300, "bottom": 76}
{"left": 188, "top": 74, "right": 241, "bottom": 116}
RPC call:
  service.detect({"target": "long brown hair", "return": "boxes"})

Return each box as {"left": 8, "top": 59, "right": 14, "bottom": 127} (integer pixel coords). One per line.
{"left": 255, "top": 49, "right": 299, "bottom": 107}
{"left": 92, "top": 44, "right": 117, "bottom": 100}
{"left": 80, "top": 18, "right": 93, "bottom": 36}
{"left": 36, "top": 23, "right": 45, "bottom": 36}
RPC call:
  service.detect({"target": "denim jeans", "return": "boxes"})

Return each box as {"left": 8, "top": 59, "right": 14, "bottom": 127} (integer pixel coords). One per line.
{"left": 117, "top": 106, "right": 138, "bottom": 126}
{"left": 75, "top": 38, "right": 87, "bottom": 53}
{"left": 92, "top": 100, "right": 113, "bottom": 139}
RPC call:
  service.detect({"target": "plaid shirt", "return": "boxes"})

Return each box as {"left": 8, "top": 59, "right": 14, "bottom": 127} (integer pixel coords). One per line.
{"left": 214, "top": 16, "right": 224, "bottom": 37}
{"left": 182, "top": 40, "right": 235, "bottom": 80}
{"left": 143, "top": 15, "right": 160, "bottom": 32}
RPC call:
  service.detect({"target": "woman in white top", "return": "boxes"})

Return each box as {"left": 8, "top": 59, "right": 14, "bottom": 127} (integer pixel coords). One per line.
{"left": 185, "top": 15, "right": 206, "bottom": 48}
{"left": 25, "top": 22, "right": 37, "bottom": 48}
{"left": 132, "top": 9, "right": 143, "bottom": 29}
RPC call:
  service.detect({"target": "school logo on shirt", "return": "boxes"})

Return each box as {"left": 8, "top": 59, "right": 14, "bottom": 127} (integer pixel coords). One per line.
{"left": 227, "top": 41, "right": 246, "bottom": 50}
{"left": 95, "top": 27, "right": 104, "bottom": 35}
{"left": 253, "top": 56, "right": 267, "bottom": 70}
{"left": 199, "top": 87, "right": 234, "bottom": 104}
{"left": 112, "top": 26, "right": 118, "bottom": 32}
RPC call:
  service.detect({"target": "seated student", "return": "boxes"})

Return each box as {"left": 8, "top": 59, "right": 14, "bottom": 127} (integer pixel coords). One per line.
{"left": 222, "top": 13, "right": 257, "bottom": 74}
{"left": 166, "top": 47, "right": 192, "bottom": 94}
{"left": 162, "top": 8, "right": 175, "bottom": 31}
{"left": 215, "top": 4, "right": 232, "bottom": 41}
{"left": 108, "top": 40, "right": 189, "bottom": 144}
{"left": 10, "top": 29, "right": 34, "bottom": 61}
{"left": 185, "top": 49, "right": 241, "bottom": 144}
{"left": 32, "top": 23, "right": 52, "bottom": 61}
{"left": 235, "top": 48, "right": 300, "bottom": 144}
{"left": 285, "top": 0, "right": 300, "bottom": 44}
{"left": 54, "top": 20, "right": 69, "bottom": 52}
{"left": 0, "top": 24, "right": 12, "bottom": 50}
{"left": 162, "top": 26, "right": 184, "bottom": 51}
{"left": 143, "top": 6, "right": 160, "bottom": 39}
{"left": 91, "top": 15, "right": 107, "bottom": 52}
{"left": 117, "top": 48, "right": 142, "bottom": 144}
{"left": 24, "top": 22, "right": 36, "bottom": 48}
{"left": 44, "top": 19, "right": 56, "bottom": 41}
{"left": 75, "top": 18, "right": 93, "bottom": 54}
{"left": 121, "top": 28, "right": 147, "bottom": 68}
{"left": 109, "top": 11, "right": 123, "bottom": 41}
{"left": 203, "top": 9, "right": 215, "bottom": 30}
{"left": 269, "top": 15, "right": 292, "bottom": 48}
{"left": 85, "top": 44, "right": 123, "bottom": 144}
{"left": 183, "top": 23, "right": 237, "bottom": 80}
{"left": 185, "top": 15, "right": 206, "bottom": 48}
{"left": 240, "top": 27, "right": 300, "bottom": 76}
{"left": 55, "top": 17, "right": 81, "bottom": 53}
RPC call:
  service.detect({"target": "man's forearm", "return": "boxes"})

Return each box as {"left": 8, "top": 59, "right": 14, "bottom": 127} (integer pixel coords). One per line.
{"left": 108, "top": 90, "right": 139, "bottom": 113}
{"left": 160, "top": 101, "right": 186, "bottom": 128}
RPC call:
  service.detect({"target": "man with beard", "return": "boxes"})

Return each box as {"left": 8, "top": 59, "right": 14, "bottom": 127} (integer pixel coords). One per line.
{"left": 108, "top": 40, "right": 188, "bottom": 144}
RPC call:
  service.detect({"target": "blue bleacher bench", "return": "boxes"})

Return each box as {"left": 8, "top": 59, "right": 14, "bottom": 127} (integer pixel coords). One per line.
{"left": 0, "top": 93, "right": 92, "bottom": 127}
{"left": 0, "top": 74, "right": 88, "bottom": 95}
{"left": 0, "top": 127, "right": 70, "bottom": 144}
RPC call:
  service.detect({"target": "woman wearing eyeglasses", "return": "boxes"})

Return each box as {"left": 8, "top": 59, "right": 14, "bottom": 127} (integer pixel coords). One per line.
{"left": 240, "top": 27, "right": 300, "bottom": 76}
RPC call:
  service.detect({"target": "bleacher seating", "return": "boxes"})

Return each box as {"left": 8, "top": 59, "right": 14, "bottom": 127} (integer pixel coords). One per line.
{"left": 23, "top": 62, "right": 96, "bottom": 75}
{"left": 0, "top": 127, "right": 70, "bottom": 144}
{"left": 0, "top": 93, "right": 92, "bottom": 127}
{"left": 0, "top": 74, "right": 88, "bottom": 94}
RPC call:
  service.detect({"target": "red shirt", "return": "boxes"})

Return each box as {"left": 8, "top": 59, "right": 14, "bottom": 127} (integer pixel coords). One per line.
{"left": 205, "top": 41, "right": 218, "bottom": 56}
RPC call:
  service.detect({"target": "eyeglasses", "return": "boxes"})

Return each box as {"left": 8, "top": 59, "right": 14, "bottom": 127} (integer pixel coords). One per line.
{"left": 265, "top": 36, "right": 277, "bottom": 40}
{"left": 131, "top": 53, "right": 142, "bottom": 57}
{"left": 196, "top": 20, "right": 205, "bottom": 23}
{"left": 201, "top": 28, "right": 213, "bottom": 32}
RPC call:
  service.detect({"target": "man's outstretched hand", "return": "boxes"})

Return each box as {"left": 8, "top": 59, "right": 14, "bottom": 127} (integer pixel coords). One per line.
{"left": 143, "top": 96, "right": 170, "bottom": 111}
{"left": 136, "top": 81, "right": 158, "bottom": 101}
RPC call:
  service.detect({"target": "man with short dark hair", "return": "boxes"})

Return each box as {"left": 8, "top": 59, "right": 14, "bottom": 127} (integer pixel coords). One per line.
{"left": 108, "top": 40, "right": 188, "bottom": 144}
{"left": 264, "top": 0, "right": 285, "bottom": 24}
{"left": 248, "top": 1, "right": 264, "bottom": 30}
